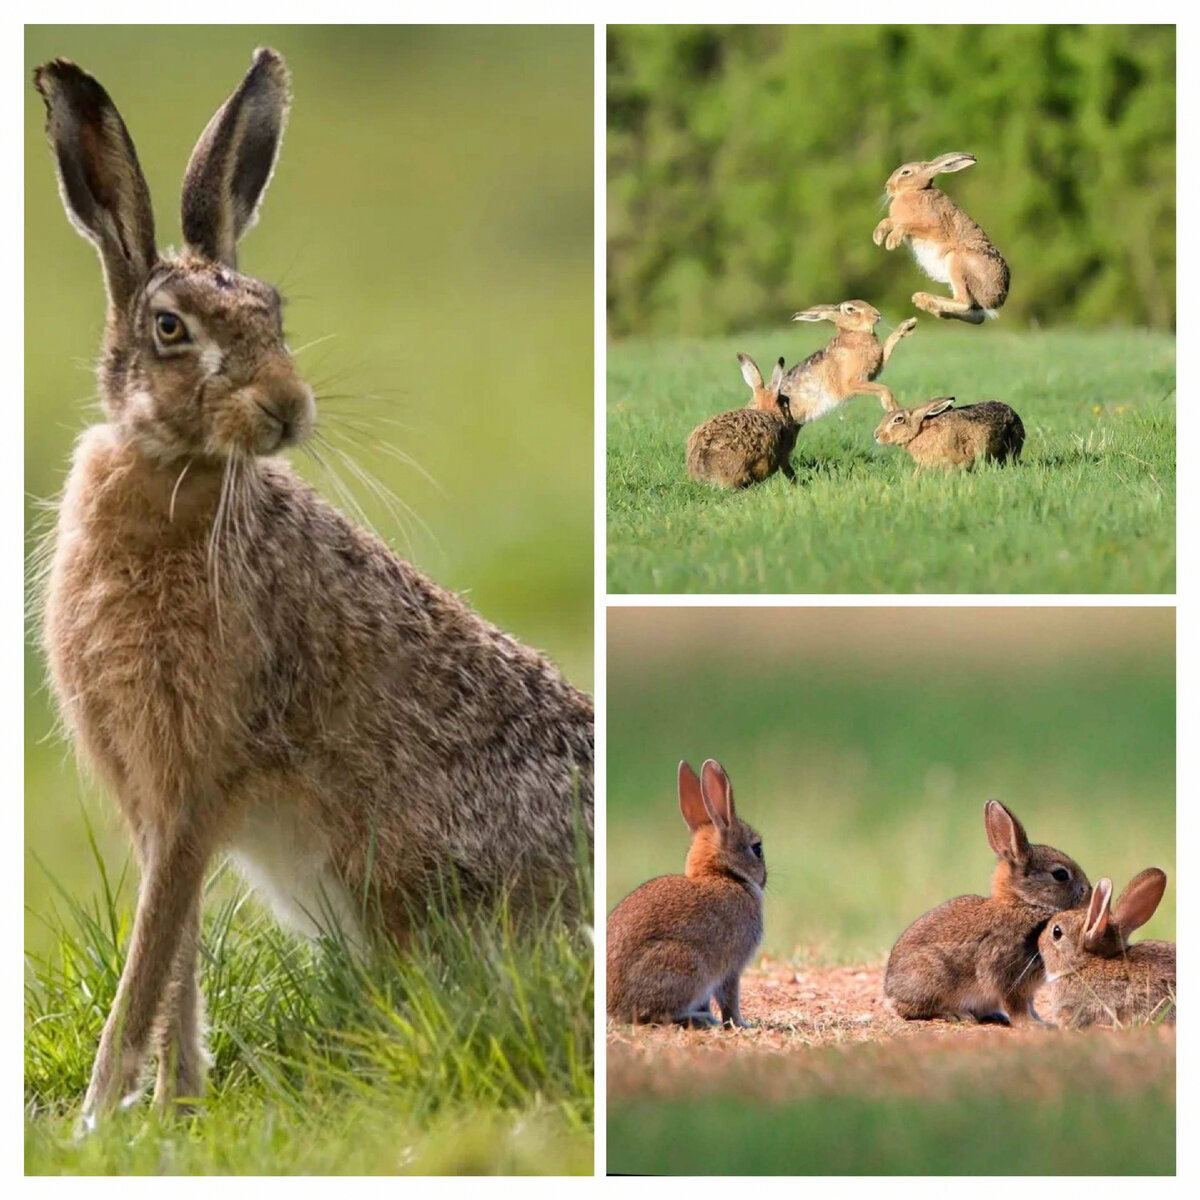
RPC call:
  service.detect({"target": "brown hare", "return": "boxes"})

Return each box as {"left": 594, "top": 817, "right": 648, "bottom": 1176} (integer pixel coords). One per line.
{"left": 874, "top": 396, "right": 1025, "bottom": 470}
{"left": 872, "top": 152, "right": 1010, "bottom": 324}
{"left": 1038, "top": 869, "right": 1176, "bottom": 1028}
{"left": 686, "top": 354, "right": 798, "bottom": 489}
{"left": 785, "top": 301, "right": 916, "bottom": 418}
{"left": 884, "top": 801, "right": 1089, "bottom": 1024}
{"left": 607, "top": 760, "right": 765, "bottom": 1028}
{"left": 34, "top": 49, "right": 593, "bottom": 1127}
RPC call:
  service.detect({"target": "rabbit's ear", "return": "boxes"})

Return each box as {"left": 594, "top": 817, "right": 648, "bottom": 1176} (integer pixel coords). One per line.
{"left": 33, "top": 59, "right": 157, "bottom": 310}
{"left": 984, "top": 800, "right": 1029, "bottom": 865}
{"left": 1082, "top": 878, "right": 1113, "bottom": 950}
{"left": 928, "top": 152, "right": 976, "bottom": 175}
{"left": 737, "top": 353, "right": 763, "bottom": 391}
{"left": 181, "top": 48, "right": 290, "bottom": 268}
{"left": 678, "top": 761, "right": 709, "bottom": 833}
{"left": 1113, "top": 868, "right": 1167, "bottom": 939}
{"left": 769, "top": 358, "right": 786, "bottom": 393}
{"left": 699, "top": 760, "right": 735, "bottom": 830}
{"left": 791, "top": 306, "right": 834, "bottom": 323}
{"left": 917, "top": 398, "right": 955, "bottom": 425}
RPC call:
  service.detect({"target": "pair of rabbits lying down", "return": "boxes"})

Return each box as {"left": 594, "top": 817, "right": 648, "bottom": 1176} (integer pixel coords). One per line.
{"left": 607, "top": 770, "right": 1174, "bottom": 1031}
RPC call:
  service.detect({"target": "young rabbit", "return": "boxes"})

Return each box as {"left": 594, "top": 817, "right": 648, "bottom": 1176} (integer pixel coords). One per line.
{"left": 607, "top": 760, "right": 765, "bottom": 1027}
{"left": 874, "top": 396, "right": 1025, "bottom": 470}
{"left": 686, "top": 354, "right": 798, "bottom": 489}
{"left": 785, "top": 301, "right": 917, "bottom": 418}
{"left": 34, "top": 50, "right": 593, "bottom": 1125}
{"left": 872, "top": 152, "right": 1010, "bottom": 324}
{"left": 1038, "top": 869, "right": 1176, "bottom": 1028}
{"left": 884, "top": 800, "right": 1089, "bottom": 1024}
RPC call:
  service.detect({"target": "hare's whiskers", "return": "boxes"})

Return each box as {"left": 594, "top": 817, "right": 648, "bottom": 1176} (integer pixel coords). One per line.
{"left": 169, "top": 458, "right": 193, "bottom": 524}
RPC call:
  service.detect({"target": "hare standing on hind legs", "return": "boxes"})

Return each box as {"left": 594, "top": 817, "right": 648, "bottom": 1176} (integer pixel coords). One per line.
{"left": 34, "top": 49, "right": 593, "bottom": 1128}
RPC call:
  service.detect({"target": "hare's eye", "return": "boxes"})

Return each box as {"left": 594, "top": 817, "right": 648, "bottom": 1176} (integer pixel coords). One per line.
{"left": 892, "top": 414, "right": 905, "bottom": 424}
{"left": 155, "top": 312, "right": 188, "bottom": 344}
{"left": 750, "top": 842, "right": 763, "bottom": 859}
{"left": 900, "top": 168, "right": 912, "bottom": 176}
{"left": 1052, "top": 868, "right": 1070, "bottom": 883}
{"left": 1052, "top": 925, "right": 1063, "bottom": 940}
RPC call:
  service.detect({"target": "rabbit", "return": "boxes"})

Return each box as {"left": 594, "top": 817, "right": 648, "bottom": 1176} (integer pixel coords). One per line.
{"left": 872, "top": 152, "right": 1010, "bottom": 324}
{"left": 33, "top": 50, "right": 594, "bottom": 1126}
{"left": 607, "top": 760, "right": 765, "bottom": 1028}
{"left": 686, "top": 354, "right": 798, "bottom": 489}
{"left": 1038, "top": 869, "right": 1176, "bottom": 1028}
{"left": 784, "top": 301, "right": 917, "bottom": 418}
{"left": 884, "top": 800, "right": 1090, "bottom": 1024}
{"left": 873, "top": 396, "right": 1025, "bottom": 470}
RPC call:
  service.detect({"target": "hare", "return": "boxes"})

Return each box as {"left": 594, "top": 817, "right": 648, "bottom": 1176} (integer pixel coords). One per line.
{"left": 872, "top": 152, "right": 1010, "bottom": 324}
{"left": 1038, "top": 869, "right": 1176, "bottom": 1028}
{"left": 686, "top": 355, "right": 798, "bottom": 489}
{"left": 874, "top": 396, "right": 1025, "bottom": 470}
{"left": 33, "top": 50, "right": 593, "bottom": 1126}
{"left": 884, "top": 800, "right": 1089, "bottom": 1024}
{"left": 607, "top": 760, "right": 765, "bottom": 1028}
{"left": 785, "top": 301, "right": 917, "bottom": 418}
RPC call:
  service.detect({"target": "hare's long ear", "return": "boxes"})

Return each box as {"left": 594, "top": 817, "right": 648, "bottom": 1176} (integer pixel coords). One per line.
{"left": 699, "top": 760, "right": 735, "bottom": 830}
{"left": 929, "top": 152, "right": 976, "bottom": 175}
{"left": 791, "top": 306, "right": 834, "bottom": 323}
{"left": 181, "top": 47, "right": 290, "bottom": 268}
{"left": 33, "top": 59, "right": 157, "bottom": 311}
{"left": 769, "top": 358, "right": 786, "bottom": 393}
{"left": 918, "top": 397, "right": 955, "bottom": 426}
{"left": 1112, "top": 868, "right": 1166, "bottom": 941}
{"left": 1082, "top": 878, "right": 1113, "bottom": 951}
{"left": 737, "top": 353, "right": 763, "bottom": 391}
{"left": 678, "top": 761, "right": 709, "bottom": 833}
{"left": 984, "top": 800, "right": 1029, "bottom": 865}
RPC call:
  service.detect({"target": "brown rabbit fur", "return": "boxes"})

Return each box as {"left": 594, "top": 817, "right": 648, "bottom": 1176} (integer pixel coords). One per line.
{"left": 686, "top": 354, "right": 798, "bottom": 489}
{"left": 607, "top": 761, "right": 765, "bottom": 1028}
{"left": 873, "top": 152, "right": 1010, "bottom": 324}
{"left": 34, "top": 50, "right": 593, "bottom": 1126}
{"left": 884, "top": 801, "right": 1089, "bottom": 1024}
{"left": 1038, "top": 870, "right": 1176, "bottom": 1028}
{"left": 874, "top": 396, "right": 1025, "bottom": 470}
{"left": 783, "top": 301, "right": 917, "bottom": 418}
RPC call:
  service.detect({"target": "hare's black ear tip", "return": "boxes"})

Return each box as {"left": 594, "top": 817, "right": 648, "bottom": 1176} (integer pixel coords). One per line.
{"left": 33, "top": 58, "right": 76, "bottom": 93}
{"left": 251, "top": 46, "right": 290, "bottom": 79}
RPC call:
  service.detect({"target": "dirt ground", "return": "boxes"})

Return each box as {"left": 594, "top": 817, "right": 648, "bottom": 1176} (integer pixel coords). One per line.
{"left": 607, "top": 961, "right": 1176, "bottom": 1104}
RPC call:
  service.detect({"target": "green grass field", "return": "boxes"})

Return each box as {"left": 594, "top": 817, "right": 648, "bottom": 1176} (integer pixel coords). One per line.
{"left": 606, "top": 326, "right": 1175, "bottom": 594}
{"left": 606, "top": 608, "right": 1175, "bottom": 1174}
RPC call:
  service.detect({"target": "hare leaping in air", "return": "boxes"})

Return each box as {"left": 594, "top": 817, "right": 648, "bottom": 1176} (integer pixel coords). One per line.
{"left": 34, "top": 49, "right": 593, "bottom": 1128}
{"left": 873, "top": 153, "right": 1010, "bottom": 324}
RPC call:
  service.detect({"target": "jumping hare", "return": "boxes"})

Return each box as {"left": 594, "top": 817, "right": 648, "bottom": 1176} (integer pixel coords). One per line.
{"left": 785, "top": 301, "right": 917, "bottom": 418}
{"left": 607, "top": 760, "right": 765, "bottom": 1028}
{"left": 34, "top": 50, "right": 593, "bottom": 1126}
{"left": 686, "top": 355, "right": 798, "bottom": 489}
{"left": 884, "top": 801, "right": 1089, "bottom": 1024}
{"left": 872, "top": 152, "right": 1010, "bottom": 324}
{"left": 874, "top": 396, "right": 1025, "bottom": 470}
{"left": 1038, "top": 869, "right": 1176, "bottom": 1028}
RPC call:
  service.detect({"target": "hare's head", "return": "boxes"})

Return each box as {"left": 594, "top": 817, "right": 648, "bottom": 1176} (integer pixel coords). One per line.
{"left": 34, "top": 50, "right": 314, "bottom": 465}
{"left": 873, "top": 396, "right": 955, "bottom": 445}
{"left": 984, "top": 800, "right": 1090, "bottom": 910}
{"left": 678, "top": 760, "right": 766, "bottom": 891}
{"left": 885, "top": 152, "right": 976, "bottom": 196}
{"left": 1040, "top": 869, "right": 1167, "bottom": 979}
{"left": 737, "top": 353, "right": 789, "bottom": 418}
{"left": 791, "top": 300, "right": 881, "bottom": 335}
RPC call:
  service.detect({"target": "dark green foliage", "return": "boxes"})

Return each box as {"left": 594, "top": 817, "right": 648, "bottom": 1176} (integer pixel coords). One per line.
{"left": 608, "top": 25, "right": 1176, "bottom": 336}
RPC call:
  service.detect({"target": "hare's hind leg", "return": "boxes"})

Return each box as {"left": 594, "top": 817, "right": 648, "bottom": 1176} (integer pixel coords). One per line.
{"left": 913, "top": 255, "right": 986, "bottom": 324}
{"left": 715, "top": 970, "right": 749, "bottom": 1028}
{"left": 153, "top": 896, "right": 209, "bottom": 1113}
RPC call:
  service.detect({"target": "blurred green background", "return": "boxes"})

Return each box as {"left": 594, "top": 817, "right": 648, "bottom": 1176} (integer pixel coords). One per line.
{"left": 608, "top": 24, "right": 1176, "bottom": 337}
{"left": 25, "top": 26, "right": 593, "bottom": 950}
{"left": 607, "top": 607, "right": 1175, "bottom": 960}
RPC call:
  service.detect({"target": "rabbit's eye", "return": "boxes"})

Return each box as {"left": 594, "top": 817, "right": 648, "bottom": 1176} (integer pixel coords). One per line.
{"left": 155, "top": 312, "right": 189, "bottom": 344}
{"left": 749, "top": 842, "right": 763, "bottom": 859}
{"left": 1052, "top": 868, "right": 1070, "bottom": 883}
{"left": 1052, "top": 925, "right": 1063, "bottom": 940}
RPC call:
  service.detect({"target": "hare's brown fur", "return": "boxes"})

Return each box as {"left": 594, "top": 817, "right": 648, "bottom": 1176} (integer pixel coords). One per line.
{"left": 873, "top": 153, "right": 1010, "bottom": 324}
{"left": 783, "top": 301, "right": 916, "bottom": 418}
{"left": 884, "top": 801, "right": 1089, "bottom": 1024}
{"left": 874, "top": 397, "right": 1025, "bottom": 470}
{"left": 607, "top": 761, "right": 765, "bottom": 1027}
{"left": 35, "top": 50, "right": 592, "bottom": 1126}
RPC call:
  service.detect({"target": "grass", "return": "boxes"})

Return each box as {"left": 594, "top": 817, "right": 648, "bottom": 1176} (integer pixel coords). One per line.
{"left": 25, "top": 847, "right": 593, "bottom": 1175}
{"left": 606, "top": 325, "right": 1175, "bottom": 593}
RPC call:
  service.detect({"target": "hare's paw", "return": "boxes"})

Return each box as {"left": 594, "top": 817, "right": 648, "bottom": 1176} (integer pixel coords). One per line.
{"left": 872, "top": 218, "right": 892, "bottom": 247}
{"left": 912, "top": 292, "right": 941, "bottom": 315}
{"left": 884, "top": 229, "right": 905, "bottom": 252}
{"left": 896, "top": 317, "right": 918, "bottom": 336}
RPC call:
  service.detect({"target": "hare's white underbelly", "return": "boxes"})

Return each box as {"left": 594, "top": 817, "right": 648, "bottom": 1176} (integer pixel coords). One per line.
{"left": 909, "top": 238, "right": 951, "bottom": 283}
{"left": 791, "top": 376, "right": 842, "bottom": 421}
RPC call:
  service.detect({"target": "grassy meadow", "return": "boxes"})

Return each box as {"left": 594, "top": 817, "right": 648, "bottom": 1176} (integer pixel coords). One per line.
{"left": 25, "top": 25, "right": 593, "bottom": 1174}
{"left": 606, "top": 607, "right": 1175, "bottom": 1174}
{"left": 606, "top": 325, "right": 1175, "bottom": 594}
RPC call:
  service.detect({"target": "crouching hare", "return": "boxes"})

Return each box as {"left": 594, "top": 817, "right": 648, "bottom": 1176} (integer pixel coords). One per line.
{"left": 34, "top": 50, "right": 593, "bottom": 1126}
{"left": 874, "top": 397, "right": 1025, "bottom": 470}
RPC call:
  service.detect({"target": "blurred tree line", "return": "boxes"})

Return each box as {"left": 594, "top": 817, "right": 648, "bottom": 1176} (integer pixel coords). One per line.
{"left": 607, "top": 25, "right": 1175, "bottom": 337}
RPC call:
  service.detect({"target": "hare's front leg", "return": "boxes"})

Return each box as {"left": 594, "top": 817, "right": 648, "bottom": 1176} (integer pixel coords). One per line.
{"left": 81, "top": 819, "right": 211, "bottom": 1128}
{"left": 715, "top": 971, "right": 749, "bottom": 1028}
{"left": 881, "top": 317, "right": 918, "bottom": 365}
{"left": 850, "top": 379, "right": 897, "bottom": 412}
{"left": 153, "top": 896, "right": 209, "bottom": 1113}
{"left": 872, "top": 217, "right": 894, "bottom": 247}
